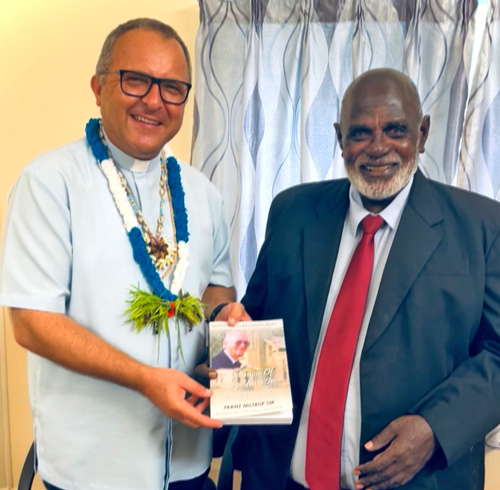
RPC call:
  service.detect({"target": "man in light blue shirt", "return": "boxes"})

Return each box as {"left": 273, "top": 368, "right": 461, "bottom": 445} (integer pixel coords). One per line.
{"left": 0, "top": 18, "right": 239, "bottom": 490}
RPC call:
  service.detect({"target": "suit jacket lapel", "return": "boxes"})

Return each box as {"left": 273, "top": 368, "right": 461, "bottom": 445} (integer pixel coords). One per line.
{"left": 363, "top": 170, "right": 444, "bottom": 353}
{"left": 304, "top": 180, "right": 350, "bottom": 359}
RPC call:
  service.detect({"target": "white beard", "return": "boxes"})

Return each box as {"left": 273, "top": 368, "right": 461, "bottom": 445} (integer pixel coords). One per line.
{"left": 345, "top": 151, "right": 419, "bottom": 201}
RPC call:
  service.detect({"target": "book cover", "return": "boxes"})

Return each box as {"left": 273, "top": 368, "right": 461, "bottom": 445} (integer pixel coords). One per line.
{"left": 209, "top": 319, "right": 293, "bottom": 425}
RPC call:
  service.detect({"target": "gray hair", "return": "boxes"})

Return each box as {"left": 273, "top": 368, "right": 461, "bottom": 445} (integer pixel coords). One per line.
{"left": 95, "top": 18, "right": 191, "bottom": 83}
{"left": 223, "top": 330, "right": 248, "bottom": 345}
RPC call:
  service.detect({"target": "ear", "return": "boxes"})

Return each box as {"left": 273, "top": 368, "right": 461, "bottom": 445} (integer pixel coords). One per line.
{"left": 418, "top": 115, "right": 430, "bottom": 153}
{"left": 90, "top": 75, "right": 102, "bottom": 107}
{"left": 334, "top": 122, "right": 344, "bottom": 151}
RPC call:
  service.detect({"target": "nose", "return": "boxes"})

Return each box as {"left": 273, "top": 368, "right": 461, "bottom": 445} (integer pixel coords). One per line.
{"left": 141, "top": 81, "right": 163, "bottom": 109}
{"left": 365, "top": 131, "right": 390, "bottom": 158}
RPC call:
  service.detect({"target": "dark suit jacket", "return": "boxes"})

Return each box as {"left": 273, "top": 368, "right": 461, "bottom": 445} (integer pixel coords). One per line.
{"left": 233, "top": 170, "right": 500, "bottom": 490}
{"left": 211, "top": 350, "right": 242, "bottom": 369}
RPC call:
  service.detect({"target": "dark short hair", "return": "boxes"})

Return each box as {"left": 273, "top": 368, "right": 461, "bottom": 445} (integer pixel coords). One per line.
{"left": 95, "top": 18, "right": 191, "bottom": 83}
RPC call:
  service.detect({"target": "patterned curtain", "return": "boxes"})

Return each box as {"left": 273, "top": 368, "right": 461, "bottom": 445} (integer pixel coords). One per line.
{"left": 457, "top": 0, "right": 500, "bottom": 199}
{"left": 191, "top": 0, "right": 477, "bottom": 296}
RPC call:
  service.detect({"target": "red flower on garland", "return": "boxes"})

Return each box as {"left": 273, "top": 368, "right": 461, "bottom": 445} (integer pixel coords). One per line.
{"left": 168, "top": 302, "right": 175, "bottom": 317}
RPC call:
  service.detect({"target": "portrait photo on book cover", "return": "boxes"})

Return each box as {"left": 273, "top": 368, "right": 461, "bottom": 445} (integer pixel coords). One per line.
{"left": 210, "top": 329, "right": 250, "bottom": 370}
{"left": 209, "top": 320, "right": 293, "bottom": 423}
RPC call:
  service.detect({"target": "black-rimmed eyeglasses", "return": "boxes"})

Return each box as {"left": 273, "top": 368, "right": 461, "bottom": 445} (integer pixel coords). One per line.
{"left": 101, "top": 69, "right": 191, "bottom": 105}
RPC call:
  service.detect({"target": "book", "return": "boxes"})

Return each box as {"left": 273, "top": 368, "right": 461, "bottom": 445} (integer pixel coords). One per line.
{"left": 209, "top": 319, "right": 293, "bottom": 425}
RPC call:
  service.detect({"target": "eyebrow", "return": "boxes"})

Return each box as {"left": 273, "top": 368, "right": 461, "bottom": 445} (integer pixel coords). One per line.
{"left": 346, "top": 121, "right": 409, "bottom": 136}
{"left": 347, "top": 124, "right": 370, "bottom": 133}
{"left": 384, "top": 121, "right": 408, "bottom": 131}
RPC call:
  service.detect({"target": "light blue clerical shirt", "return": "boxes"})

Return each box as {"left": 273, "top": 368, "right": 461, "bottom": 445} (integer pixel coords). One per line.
{"left": 0, "top": 133, "right": 233, "bottom": 490}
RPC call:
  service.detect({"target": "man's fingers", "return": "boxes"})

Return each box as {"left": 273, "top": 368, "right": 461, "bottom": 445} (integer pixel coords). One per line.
{"left": 355, "top": 416, "right": 435, "bottom": 490}
{"left": 225, "top": 303, "right": 252, "bottom": 325}
{"left": 194, "top": 362, "right": 217, "bottom": 385}
{"left": 166, "top": 372, "right": 223, "bottom": 428}
{"left": 365, "top": 424, "right": 396, "bottom": 452}
{"left": 355, "top": 450, "right": 395, "bottom": 485}
{"left": 185, "top": 393, "right": 210, "bottom": 411}
{"left": 179, "top": 373, "right": 213, "bottom": 399}
{"left": 177, "top": 404, "right": 222, "bottom": 429}
{"left": 355, "top": 457, "right": 401, "bottom": 490}
{"left": 140, "top": 367, "right": 223, "bottom": 428}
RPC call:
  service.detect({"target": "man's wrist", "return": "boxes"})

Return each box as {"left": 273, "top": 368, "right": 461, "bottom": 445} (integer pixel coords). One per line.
{"left": 209, "top": 302, "right": 229, "bottom": 322}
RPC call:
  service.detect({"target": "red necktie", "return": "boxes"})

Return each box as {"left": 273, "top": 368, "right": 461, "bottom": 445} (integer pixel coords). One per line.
{"left": 306, "top": 214, "right": 384, "bottom": 490}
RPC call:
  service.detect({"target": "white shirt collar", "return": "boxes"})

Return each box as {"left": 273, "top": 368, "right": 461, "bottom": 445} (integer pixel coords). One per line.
{"left": 101, "top": 129, "right": 160, "bottom": 173}
{"left": 347, "top": 174, "right": 414, "bottom": 235}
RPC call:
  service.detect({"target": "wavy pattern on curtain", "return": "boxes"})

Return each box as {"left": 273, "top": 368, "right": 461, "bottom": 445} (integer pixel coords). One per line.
{"left": 192, "top": 0, "right": 477, "bottom": 296}
{"left": 457, "top": 0, "right": 500, "bottom": 199}
{"left": 458, "top": 0, "right": 500, "bottom": 448}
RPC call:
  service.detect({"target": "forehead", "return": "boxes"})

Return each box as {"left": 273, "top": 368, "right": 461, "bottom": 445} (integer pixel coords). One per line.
{"left": 226, "top": 331, "right": 247, "bottom": 342}
{"left": 110, "top": 29, "right": 189, "bottom": 78}
{"left": 343, "top": 79, "right": 419, "bottom": 126}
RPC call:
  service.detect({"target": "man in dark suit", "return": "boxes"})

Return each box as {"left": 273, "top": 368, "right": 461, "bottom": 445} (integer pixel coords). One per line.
{"left": 211, "top": 68, "right": 500, "bottom": 489}
{"left": 211, "top": 330, "right": 249, "bottom": 369}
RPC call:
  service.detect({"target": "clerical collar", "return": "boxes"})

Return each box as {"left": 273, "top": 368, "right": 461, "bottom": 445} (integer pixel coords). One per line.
{"left": 101, "top": 129, "right": 159, "bottom": 173}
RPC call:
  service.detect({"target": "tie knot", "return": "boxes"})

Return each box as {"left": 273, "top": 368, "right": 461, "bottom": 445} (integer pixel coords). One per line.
{"left": 361, "top": 215, "right": 384, "bottom": 235}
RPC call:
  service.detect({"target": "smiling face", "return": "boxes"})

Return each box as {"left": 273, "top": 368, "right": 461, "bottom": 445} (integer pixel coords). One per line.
{"left": 335, "top": 70, "right": 430, "bottom": 212}
{"left": 90, "top": 28, "right": 189, "bottom": 160}
{"left": 223, "top": 331, "right": 249, "bottom": 361}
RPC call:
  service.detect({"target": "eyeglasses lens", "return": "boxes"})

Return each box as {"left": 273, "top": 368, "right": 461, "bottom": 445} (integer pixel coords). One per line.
{"left": 120, "top": 71, "right": 188, "bottom": 104}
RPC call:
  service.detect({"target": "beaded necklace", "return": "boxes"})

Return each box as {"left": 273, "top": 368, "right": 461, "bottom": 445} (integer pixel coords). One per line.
{"left": 85, "top": 118, "right": 204, "bottom": 339}
{"left": 97, "top": 123, "right": 177, "bottom": 273}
